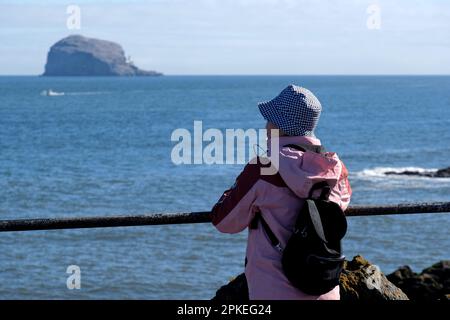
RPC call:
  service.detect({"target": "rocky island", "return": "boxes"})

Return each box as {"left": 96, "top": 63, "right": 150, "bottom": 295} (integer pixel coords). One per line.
{"left": 43, "top": 35, "right": 162, "bottom": 77}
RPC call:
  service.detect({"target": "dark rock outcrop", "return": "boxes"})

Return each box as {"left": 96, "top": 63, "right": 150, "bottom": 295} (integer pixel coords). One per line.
{"left": 213, "top": 255, "right": 409, "bottom": 301}
{"left": 43, "top": 35, "right": 162, "bottom": 76}
{"left": 339, "top": 255, "right": 409, "bottom": 301}
{"left": 435, "top": 167, "right": 450, "bottom": 177}
{"left": 213, "top": 274, "right": 249, "bottom": 301}
{"left": 387, "top": 261, "right": 449, "bottom": 301}
{"left": 385, "top": 166, "right": 450, "bottom": 178}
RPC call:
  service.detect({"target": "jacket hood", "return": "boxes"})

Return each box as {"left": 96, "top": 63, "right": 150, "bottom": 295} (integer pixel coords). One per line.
{"left": 267, "top": 136, "right": 344, "bottom": 199}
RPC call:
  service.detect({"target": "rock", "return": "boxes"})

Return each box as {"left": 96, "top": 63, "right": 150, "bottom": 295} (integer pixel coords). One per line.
{"left": 387, "top": 261, "right": 449, "bottom": 300}
{"left": 43, "top": 35, "right": 162, "bottom": 77}
{"left": 385, "top": 166, "right": 450, "bottom": 178}
{"left": 212, "top": 255, "right": 409, "bottom": 301}
{"left": 435, "top": 167, "right": 450, "bottom": 177}
{"left": 339, "top": 255, "right": 409, "bottom": 301}
{"left": 212, "top": 274, "right": 249, "bottom": 301}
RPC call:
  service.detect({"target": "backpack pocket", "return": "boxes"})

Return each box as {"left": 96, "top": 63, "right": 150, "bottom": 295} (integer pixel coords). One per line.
{"left": 281, "top": 199, "right": 347, "bottom": 295}
{"left": 282, "top": 238, "right": 345, "bottom": 295}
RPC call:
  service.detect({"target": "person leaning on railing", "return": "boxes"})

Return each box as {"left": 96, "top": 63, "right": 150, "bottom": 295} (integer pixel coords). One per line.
{"left": 211, "top": 85, "right": 352, "bottom": 300}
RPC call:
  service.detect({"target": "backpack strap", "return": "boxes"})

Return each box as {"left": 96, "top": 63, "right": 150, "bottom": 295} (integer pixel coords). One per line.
{"left": 305, "top": 199, "right": 328, "bottom": 244}
{"left": 251, "top": 199, "right": 329, "bottom": 254}
{"left": 250, "top": 212, "right": 283, "bottom": 252}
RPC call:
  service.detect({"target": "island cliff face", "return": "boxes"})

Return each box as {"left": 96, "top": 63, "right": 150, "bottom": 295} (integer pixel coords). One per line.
{"left": 43, "top": 35, "right": 162, "bottom": 76}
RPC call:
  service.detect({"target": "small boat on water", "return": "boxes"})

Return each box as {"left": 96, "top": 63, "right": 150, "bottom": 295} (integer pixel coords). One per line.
{"left": 40, "top": 89, "right": 65, "bottom": 96}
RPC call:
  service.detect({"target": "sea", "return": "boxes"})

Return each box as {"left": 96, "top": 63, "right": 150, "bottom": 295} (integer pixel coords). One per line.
{"left": 0, "top": 75, "right": 449, "bottom": 299}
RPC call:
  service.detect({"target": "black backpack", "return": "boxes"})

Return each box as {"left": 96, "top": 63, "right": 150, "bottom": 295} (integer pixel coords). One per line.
{"left": 250, "top": 144, "right": 348, "bottom": 296}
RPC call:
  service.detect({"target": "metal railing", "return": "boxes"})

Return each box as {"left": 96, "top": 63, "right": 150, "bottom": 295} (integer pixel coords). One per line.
{"left": 0, "top": 202, "right": 449, "bottom": 233}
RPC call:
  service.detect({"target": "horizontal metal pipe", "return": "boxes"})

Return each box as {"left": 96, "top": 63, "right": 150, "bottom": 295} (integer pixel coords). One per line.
{"left": 0, "top": 202, "right": 449, "bottom": 233}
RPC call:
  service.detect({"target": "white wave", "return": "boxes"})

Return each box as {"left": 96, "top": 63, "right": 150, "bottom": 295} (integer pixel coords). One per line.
{"left": 65, "top": 91, "right": 111, "bottom": 96}
{"left": 353, "top": 167, "right": 445, "bottom": 180}
{"left": 356, "top": 167, "right": 438, "bottom": 177}
{"left": 40, "top": 89, "right": 64, "bottom": 96}
{"left": 40, "top": 90, "right": 111, "bottom": 96}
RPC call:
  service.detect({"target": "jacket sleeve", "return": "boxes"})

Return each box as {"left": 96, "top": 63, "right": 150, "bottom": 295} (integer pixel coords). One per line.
{"left": 337, "top": 161, "right": 352, "bottom": 211}
{"left": 210, "top": 161, "right": 261, "bottom": 234}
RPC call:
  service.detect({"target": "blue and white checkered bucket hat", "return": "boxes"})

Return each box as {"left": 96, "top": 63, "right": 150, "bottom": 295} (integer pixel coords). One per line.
{"left": 258, "top": 84, "right": 322, "bottom": 137}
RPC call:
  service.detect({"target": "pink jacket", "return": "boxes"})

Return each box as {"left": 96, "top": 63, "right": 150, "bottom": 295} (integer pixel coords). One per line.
{"left": 211, "top": 136, "right": 352, "bottom": 300}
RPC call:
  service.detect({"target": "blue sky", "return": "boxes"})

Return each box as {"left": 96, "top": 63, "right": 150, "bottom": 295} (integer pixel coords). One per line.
{"left": 0, "top": 0, "right": 449, "bottom": 75}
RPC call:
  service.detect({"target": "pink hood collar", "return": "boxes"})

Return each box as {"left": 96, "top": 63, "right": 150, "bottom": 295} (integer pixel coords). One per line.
{"left": 267, "top": 136, "right": 344, "bottom": 198}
